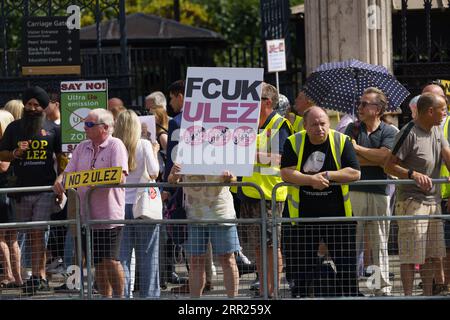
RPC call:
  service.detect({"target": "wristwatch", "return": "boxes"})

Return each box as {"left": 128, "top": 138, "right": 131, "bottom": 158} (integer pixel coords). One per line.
{"left": 407, "top": 169, "right": 414, "bottom": 179}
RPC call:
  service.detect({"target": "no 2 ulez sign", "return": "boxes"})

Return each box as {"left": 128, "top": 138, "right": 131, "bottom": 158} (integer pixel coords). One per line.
{"left": 22, "top": 16, "right": 80, "bottom": 75}
{"left": 64, "top": 167, "right": 122, "bottom": 189}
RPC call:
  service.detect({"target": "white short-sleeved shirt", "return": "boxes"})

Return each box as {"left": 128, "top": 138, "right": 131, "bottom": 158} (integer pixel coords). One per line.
{"left": 125, "top": 139, "right": 159, "bottom": 204}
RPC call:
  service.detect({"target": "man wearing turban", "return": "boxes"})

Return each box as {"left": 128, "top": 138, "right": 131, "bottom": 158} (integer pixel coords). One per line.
{"left": 0, "top": 86, "right": 63, "bottom": 295}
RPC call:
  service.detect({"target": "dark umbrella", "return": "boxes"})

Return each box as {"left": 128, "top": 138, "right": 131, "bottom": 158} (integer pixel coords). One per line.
{"left": 303, "top": 59, "right": 410, "bottom": 115}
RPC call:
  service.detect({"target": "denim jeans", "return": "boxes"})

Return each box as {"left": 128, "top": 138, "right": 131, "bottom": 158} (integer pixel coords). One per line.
{"left": 120, "top": 204, "right": 160, "bottom": 298}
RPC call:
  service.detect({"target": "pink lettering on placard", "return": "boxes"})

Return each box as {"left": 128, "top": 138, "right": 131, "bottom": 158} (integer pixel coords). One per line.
{"left": 233, "top": 126, "right": 256, "bottom": 147}
{"left": 206, "top": 126, "right": 232, "bottom": 146}
{"left": 220, "top": 102, "right": 239, "bottom": 123}
{"left": 183, "top": 126, "right": 205, "bottom": 145}
{"left": 238, "top": 103, "right": 258, "bottom": 123}
{"left": 203, "top": 103, "right": 219, "bottom": 122}
{"left": 183, "top": 101, "right": 203, "bottom": 122}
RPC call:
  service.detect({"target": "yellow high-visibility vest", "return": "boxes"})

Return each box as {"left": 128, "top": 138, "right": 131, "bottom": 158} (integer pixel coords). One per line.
{"left": 441, "top": 116, "right": 450, "bottom": 198}
{"left": 286, "top": 129, "right": 352, "bottom": 220}
{"left": 292, "top": 114, "right": 304, "bottom": 133}
{"left": 288, "top": 112, "right": 304, "bottom": 133}
{"left": 242, "top": 113, "right": 293, "bottom": 201}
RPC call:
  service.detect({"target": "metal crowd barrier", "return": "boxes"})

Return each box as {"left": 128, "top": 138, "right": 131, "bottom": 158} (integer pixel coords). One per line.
{"left": 0, "top": 187, "right": 83, "bottom": 299}
{"left": 84, "top": 181, "right": 267, "bottom": 299}
{"left": 3, "top": 178, "right": 450, "bottom": 300}
{"left": 271, "top": 178, "right": 450, "bottom": 300}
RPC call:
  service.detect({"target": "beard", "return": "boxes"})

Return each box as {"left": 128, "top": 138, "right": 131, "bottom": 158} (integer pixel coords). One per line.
{"left": 21, "top": 110, "right": 45, "bottom": 139}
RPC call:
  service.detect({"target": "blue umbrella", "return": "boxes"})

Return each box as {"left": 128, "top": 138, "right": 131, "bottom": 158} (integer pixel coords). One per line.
{"left": 303, "top": 59, "right": 410, "bottom": 115}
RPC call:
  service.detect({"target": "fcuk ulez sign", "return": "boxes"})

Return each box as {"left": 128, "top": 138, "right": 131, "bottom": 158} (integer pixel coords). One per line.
{"left": 177, "top": 67, "right": 264, "bottom": 176}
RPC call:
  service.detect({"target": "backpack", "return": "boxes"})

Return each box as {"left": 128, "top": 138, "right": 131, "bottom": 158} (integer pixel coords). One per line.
{"left": 392, "top": 121, "right": 415, "bottom": 156}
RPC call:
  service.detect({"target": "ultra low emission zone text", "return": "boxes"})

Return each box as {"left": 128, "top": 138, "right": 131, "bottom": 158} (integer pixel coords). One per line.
{"left": 178, "top": 304, "right": 272, "bottom": 317}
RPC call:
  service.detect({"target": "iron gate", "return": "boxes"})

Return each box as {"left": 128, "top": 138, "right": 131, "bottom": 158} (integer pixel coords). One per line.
{"left": 0, "top": 0, "right": 129, "bottom": 105}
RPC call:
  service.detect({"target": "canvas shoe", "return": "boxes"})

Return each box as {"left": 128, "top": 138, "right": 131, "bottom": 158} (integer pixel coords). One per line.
{"left": 22, "top": 276, "right": 50, "bottom": 295}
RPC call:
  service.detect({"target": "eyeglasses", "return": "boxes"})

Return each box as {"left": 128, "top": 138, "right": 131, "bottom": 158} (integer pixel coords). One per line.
{"left": 261, "top": 97, "right": 269, "bottom": 101}
{"left": 84, "top": 121, "right": 104, "bottom": 128}
{"left": 358, "top": 101, "right": 379, "bottom": 108}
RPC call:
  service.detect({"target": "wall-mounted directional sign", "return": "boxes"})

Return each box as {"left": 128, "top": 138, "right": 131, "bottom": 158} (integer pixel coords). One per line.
{"left": 22, "top": 16, "right": 80, "bottom": 75}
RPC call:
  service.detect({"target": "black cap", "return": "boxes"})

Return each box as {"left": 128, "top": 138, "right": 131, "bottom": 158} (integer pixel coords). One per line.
{"left": 22, "top": 86, "right": 50, "bottom": 109}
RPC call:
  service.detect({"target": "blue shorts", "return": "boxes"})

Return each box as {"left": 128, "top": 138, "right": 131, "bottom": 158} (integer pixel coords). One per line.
{"left": 185, "top": 224, "right": 240, "bottom": 256}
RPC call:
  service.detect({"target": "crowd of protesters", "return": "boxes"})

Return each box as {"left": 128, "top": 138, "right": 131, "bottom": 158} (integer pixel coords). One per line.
{"left": 0, "top": 79, "right": 449, "bottom": 299}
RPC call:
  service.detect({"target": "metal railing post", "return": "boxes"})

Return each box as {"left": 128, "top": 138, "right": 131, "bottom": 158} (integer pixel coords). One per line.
{"left": 259, "top": 192, "right": 269, "bottom": 300}
{"left": 271, "top": 182, "right": 286, "bottom": 299}
{"left": 85, "top": 188, "right": 93, "bottom": 299}
{"left": 68, "top": 188, "right": 85, "bottom": 299}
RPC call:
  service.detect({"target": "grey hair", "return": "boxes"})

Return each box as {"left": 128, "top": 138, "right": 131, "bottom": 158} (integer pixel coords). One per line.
{"left": 145, "top": 91, "right": 167, "bottom": 110}
{"left": 409, "top": 95, "right": 420, "bottom": 108}
{"left": 90, "top": 108, "right": 114, "bottom": 134}
{"left": 363, "top": 87, "right": 388, "bottom": 116}
{"left": 261, "top": 82, "right": 279, "bottom": 110}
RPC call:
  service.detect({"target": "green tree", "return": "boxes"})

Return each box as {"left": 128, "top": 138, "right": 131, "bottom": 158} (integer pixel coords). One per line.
{"left": 78, "top": 0, "right": 210, "bottom": 30}
{"left": 191, "top": 0, "right": 261, "bottom": 47}
{"left": 126, "top": 0, "right": 262, "bottom": 47}
{"left": 126, "top": 0, "right": 210, "bottom": 28}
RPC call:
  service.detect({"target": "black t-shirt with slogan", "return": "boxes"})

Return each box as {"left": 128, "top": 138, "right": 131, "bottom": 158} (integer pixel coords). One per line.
{"left": 281, "top": 134, "right": 359, "bottom": 217}
{"left": 0, "top": 118, "right": 61, "bottom": 187}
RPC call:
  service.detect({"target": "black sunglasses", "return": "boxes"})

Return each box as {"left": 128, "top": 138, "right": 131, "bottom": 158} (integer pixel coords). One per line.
{"left": 84, "top": 121, "right": 105, "bottom": 128}
{"left": 359, "top": 101, "right": 380, "bottom": 108}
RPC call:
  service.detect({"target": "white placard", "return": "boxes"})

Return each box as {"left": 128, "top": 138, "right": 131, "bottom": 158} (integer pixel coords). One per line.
{"left": 61, "top": 80, "right": 108, "bottom": 152}
{"left": 177, "top": 67, "right": 264, "bottom": 176}
{"left": 139, "top": 115, "right": 156, "bottom": 143}
{"left": 266, "top": 39, "right": 287, "bottom": 73}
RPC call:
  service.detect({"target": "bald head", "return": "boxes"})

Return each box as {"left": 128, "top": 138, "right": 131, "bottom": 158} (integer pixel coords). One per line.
{"left": 422, "top": 84, "right": 446, "bottom": 100}
{"left": 303, "top": 106, "right": 330, "bottom": 144}
{"left": 294, "top": 91, "right": 314, "bottom": 116}
{"left": 303, "top": 106, "right": 328, "bottom": 124}
{"left": 108, "top": 97, "right": 124, "bottom": 109}
{"left": 417, "top": 92, "right": 446, "bottom": 115}
{"left": 107, "top": 97, "right": 126, "bottom": 120}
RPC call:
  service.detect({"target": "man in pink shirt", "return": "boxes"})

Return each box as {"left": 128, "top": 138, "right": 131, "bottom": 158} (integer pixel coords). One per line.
{"left": 54, "top": 108, "right": 129, "bottom": 298}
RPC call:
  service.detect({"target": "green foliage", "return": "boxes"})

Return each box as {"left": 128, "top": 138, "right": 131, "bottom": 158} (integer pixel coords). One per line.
{"left": 127, "top": 0, "right": 210, "bottom": 28}
{"left": 125, "top": 0, "right": 263, "bottom": 47}
{"left": 290, "top": 0, "right": 304, "bottom": 5}
{"left": 191, "top": 0, "right": 261, "bottom": 47}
